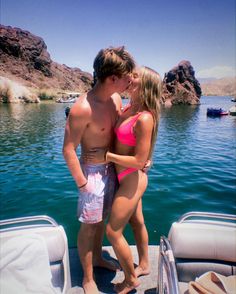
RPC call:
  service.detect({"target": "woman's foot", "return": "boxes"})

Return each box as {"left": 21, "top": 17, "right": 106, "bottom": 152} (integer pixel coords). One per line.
{"left": 135, "top": 265, "right": 150, "bottom": 277}
{"left": 93, "top": 258, "right": 120, "bottom": 271}
{"left": 114, "top": 279, "right": 140, "bottom": 294}
{"left": 83, "top": 280, "right": 99, "bottom": 294}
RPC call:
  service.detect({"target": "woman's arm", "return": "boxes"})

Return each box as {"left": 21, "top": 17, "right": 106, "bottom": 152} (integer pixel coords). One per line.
{"left": 107, "top": 113, "right": 154, "bottom": 169}
{"left": 84, "top": 113, "right": 154, "bottom": 169}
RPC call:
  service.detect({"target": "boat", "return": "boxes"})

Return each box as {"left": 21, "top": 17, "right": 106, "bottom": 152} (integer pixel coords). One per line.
{"left": 56, "top": 92, "right": 81, "bottom": 103}
{"left": 0, "top": 212, "right": 235, "bottom": 294}
{"left": 207, "top": 108, "right": 228, "bottom": 117}
{"left": 158, "top": 212, "right": 236, "bottom": 294}
{"left": 231, "top": 97, "right": 236, "bottom": 102}
{"left": 56, "top": 97, "right": 77, "bottom": 103}
{"left": 229, "top": 105, "right": 236, "bottom": 116}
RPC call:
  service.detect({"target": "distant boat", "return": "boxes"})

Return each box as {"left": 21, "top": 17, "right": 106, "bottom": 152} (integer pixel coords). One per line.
{"left": 207, "top": 108, "right": 228, "bottom": 117}
{"left": 231, "top": 97, "right": 236, "bottom": 102}
{"left": 56, "top": 97, "right": 77, "bottom": 103}
{"left": 229, "top": 105, "right": 236, "bottom": 116}
{"left": 56, "top": 92, "right": 81, "bottom": 103}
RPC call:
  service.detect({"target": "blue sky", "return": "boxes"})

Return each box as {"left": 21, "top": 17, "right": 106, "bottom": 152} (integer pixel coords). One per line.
{"left": 1, "top": 0, "right": 235, "bottom": 79}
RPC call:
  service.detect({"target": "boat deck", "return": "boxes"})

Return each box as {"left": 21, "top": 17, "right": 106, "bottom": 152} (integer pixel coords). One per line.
{"left": 69, "top": 245, "right": 159, "bottom": 293}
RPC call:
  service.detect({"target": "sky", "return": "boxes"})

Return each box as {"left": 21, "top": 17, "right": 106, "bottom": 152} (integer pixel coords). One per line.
{"left": 0, "top": 0, "right": 235, "bottom": 79}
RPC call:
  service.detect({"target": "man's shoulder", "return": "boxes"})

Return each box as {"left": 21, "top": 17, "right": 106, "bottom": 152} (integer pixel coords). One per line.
{"left": 70, "top": 94, "right": 91, "bottom": 118}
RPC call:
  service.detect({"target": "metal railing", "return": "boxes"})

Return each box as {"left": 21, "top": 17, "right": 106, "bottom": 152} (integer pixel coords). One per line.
{"left": 157, "top": 236, "right": 180, "bottom": 294}
{"left": 0, "top": 215, "right": 58, "bottom": 232}
{"left": 178, "top": 211, "right": 236, "bottom": 223}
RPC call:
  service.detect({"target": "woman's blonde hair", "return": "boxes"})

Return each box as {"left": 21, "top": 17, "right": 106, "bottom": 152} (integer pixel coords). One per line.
{"left": 139, "top": 66, "right": 162, "bottom": 158}
{"left": 93, "top": 46, "right": 135, "bottom": 82}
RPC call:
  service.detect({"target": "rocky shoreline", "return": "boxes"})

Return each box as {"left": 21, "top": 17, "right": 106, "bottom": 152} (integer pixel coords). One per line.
{"left": 1, "top": 25, "right": 235, "bottom": 105}
{"left": 0, "top": 25, "right": 93, "bottom": 103}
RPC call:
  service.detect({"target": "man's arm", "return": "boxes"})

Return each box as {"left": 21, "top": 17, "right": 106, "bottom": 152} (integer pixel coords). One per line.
{"left": 62, "top": 100, "right": 90, "bottom": 188}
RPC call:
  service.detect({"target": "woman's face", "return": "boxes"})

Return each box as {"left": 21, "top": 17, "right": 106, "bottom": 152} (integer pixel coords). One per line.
{"left": 127, "top": 68, "right": 141, "bottom": 97}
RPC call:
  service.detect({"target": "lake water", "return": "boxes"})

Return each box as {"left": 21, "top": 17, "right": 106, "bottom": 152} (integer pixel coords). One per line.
{"left": 0, "top": 96, "right": 235, "bottom": 246}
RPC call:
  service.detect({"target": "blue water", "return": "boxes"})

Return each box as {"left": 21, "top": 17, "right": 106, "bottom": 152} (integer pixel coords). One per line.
{"left": 0, "top": 97, "right": 235, "bottom": 246}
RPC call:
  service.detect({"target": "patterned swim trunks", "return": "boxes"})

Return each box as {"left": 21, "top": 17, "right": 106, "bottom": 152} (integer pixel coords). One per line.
{"left": 77, "top": 162, "right": 118, "bottom": 224}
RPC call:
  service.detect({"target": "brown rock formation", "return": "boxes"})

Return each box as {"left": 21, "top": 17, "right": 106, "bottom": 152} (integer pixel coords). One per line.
{"left": 162, "top": 60, "right": 202, "bottom": 105}
{"left": 0, "top": 25, "right": 93, "bottom": 98}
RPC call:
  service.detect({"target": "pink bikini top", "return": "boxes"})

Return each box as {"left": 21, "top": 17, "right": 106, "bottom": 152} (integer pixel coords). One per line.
{"left": 115, "top": 106, "right": 151, "bottom": 146}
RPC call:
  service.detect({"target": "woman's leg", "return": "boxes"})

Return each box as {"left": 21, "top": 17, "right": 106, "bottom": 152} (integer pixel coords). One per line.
{"left": 129, "top": 198, "right": 150, "bottom": 277}
{"left": 106, "top": 171, "right": 147, "bottom": 293}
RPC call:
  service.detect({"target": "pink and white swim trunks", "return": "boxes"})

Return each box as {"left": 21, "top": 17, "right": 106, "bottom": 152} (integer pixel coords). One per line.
{"left": 77, "top": 162, "right": 117, "bottom": 224}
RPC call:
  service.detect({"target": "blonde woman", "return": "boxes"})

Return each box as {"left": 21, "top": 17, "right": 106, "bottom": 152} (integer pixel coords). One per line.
{"left": 85, "top": 66, "right": 161, "bottom": 293}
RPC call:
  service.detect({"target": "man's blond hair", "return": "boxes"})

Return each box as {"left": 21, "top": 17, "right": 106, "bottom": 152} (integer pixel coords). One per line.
{"left": 93, "top": 46, "right": 135, "bottom": 82}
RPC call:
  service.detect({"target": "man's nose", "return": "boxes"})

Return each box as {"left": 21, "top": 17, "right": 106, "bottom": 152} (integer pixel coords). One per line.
{"left": 128, "top": 76, "right": 132, "bottom": 83}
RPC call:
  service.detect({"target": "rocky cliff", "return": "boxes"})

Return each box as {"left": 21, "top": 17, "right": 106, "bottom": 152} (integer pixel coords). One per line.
{"left": 162, "top": 61, "right": 202, "bottom": 105}
{"left": 0, "top": 25, "right": 93, "bottom": 102}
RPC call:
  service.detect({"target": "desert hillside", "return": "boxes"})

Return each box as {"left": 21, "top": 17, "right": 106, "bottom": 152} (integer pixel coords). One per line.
{"left": 0, "top": 25, "right": 93, "bottom": 102}
{"left": 200, "top": 77, "right": 236, "bottom": 96}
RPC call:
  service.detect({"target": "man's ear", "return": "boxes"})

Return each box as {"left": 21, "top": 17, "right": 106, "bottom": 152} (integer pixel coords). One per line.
{"left": 110, "top": 75, "right": 118, "bottom": 82}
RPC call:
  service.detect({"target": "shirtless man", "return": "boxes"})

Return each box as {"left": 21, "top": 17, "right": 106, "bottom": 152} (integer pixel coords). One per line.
{"left": 63, "top": 46, "right": 135, "bottom": 293}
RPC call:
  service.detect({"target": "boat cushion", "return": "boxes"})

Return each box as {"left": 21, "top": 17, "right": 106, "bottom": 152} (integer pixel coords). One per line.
{"left": 0, "top": 226, "right": 66, "bottom": 263}
{"left": 175, "top": 260, "right": 233, "bottom": 282}
{"left": 168, "top": 220, "right": 236, "bottom": 263}
{"left": 0, "top": 234, "right": 61, "bottom": 294}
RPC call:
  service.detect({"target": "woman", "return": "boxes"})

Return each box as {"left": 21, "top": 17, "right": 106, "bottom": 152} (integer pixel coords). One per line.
{"left": 86, "top": 66, "right": 161, "bottom": 293}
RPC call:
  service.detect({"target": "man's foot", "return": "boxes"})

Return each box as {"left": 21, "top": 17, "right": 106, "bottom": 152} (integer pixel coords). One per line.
{"left": 93, "top": 258, "right": 120, "bottom": 271}
{"left": 83, "top": 280, "right": 99, "bottom": 294}
{"left": 114, "top": 279, "right": 140, "bottom": 294}
{"left": 135, "top": 265, "right": 150, "bottom": 277}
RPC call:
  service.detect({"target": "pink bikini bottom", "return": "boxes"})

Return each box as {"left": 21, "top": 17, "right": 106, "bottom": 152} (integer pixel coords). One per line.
{"left": 117, "top": 168, "right": 138, "bottom": 183}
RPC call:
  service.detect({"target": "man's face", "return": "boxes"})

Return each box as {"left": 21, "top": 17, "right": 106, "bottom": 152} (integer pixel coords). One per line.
{"left": 116, "top": 74, "right": 132, "bottom": 93}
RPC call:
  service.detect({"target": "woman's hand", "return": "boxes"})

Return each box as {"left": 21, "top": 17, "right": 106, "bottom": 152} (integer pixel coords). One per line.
{"left": 82, "top": 148, "right": 107, "bottom": 163}
{"left": 142, "top": 159, "right": 151, "bottom": 173}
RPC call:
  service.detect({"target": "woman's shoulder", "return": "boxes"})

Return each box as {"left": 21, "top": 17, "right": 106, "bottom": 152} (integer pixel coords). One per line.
{"left": 135, "top": 111, "right": 154, "bottom": 128}
{"left": 139, "top": 111, "right": 153, "bottom": 121}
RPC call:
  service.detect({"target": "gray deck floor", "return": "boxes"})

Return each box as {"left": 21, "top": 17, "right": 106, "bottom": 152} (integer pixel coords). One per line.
{"left": 69, "top": 245, "right": 159, "bottom": 294}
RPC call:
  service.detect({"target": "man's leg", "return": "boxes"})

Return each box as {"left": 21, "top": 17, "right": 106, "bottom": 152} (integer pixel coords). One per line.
{"left": 92, "top": 220, "right": 120, "bottom": 271}
{"left": 78, "top": 222, "right": 99, "bottom": 294}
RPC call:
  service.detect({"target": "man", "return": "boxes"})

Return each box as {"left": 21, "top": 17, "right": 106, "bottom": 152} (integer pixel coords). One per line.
{"left": 63, "top": 46, "right": 135, "bottom": 293}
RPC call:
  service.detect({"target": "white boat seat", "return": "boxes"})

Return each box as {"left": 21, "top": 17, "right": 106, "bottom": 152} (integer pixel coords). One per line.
{"left": 168, "top": 217, "right": 236, "bottom": 282}
{"left": 0, "top": 216, "right": 71, "bottom": 294}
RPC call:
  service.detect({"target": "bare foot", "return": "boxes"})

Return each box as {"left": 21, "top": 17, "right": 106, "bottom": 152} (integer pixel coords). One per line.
{"left": 83, "top": 280, "right": 99, "bottom": 294}
{"left": 114, "top": 279, "right": 140, "bottom": 294}
{"left": 93, "top": 258, "right": 120, "bottom": 271}
{"left": 135, "top": 265, "right": 150, "bottom": 277}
